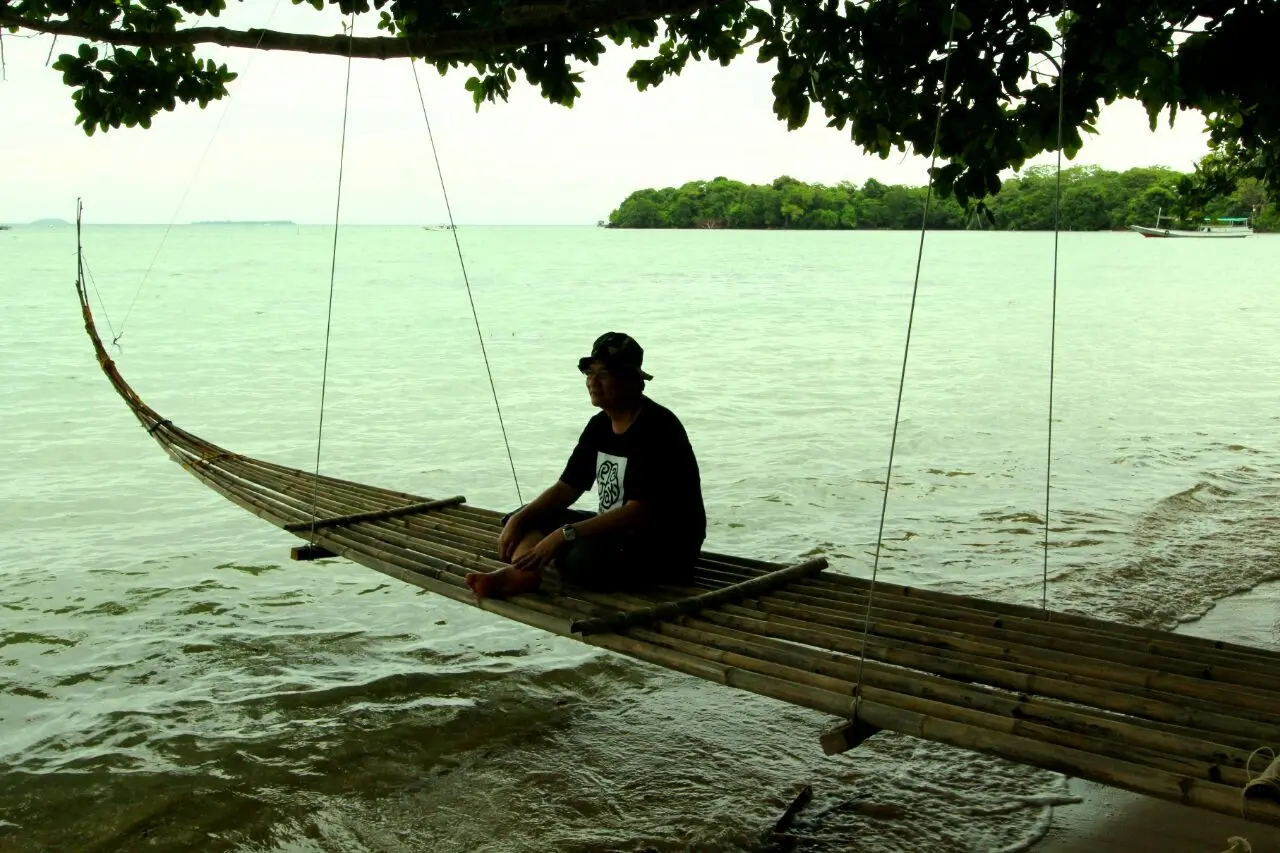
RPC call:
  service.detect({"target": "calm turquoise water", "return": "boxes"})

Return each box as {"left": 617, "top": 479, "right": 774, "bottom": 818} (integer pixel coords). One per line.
{"left": 2, "top": 224, "right": 1279, "bottom": 851}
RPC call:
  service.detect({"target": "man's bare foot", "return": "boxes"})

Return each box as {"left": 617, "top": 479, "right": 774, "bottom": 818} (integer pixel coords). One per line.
{"left": 465, "top": 566, "right": 541, "bottom": 600}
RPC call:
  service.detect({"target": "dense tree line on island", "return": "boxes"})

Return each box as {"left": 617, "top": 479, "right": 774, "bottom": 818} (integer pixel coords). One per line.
{"left": 604, "top": 167, "right": 1277, "bottom": 232}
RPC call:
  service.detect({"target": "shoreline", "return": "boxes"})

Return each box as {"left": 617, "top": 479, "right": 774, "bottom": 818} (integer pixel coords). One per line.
{"left": 1038, "top": 579, "right": 1280, "bottom": 852}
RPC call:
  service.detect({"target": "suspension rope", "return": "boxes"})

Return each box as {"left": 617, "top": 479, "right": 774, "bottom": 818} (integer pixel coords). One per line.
{"left": 80, "top": 252, "right": 119, "bottom": 345}
{"left": 306, "top": 14, "right": 357, "bottom": 546}
{"left": 1042, "top": 46, "right": 1067, "bottom": 614}
{"left": 109, "top": 0, "right": 286, "bottom": 348}
{"left": 852, "top": 1, "right": 960, "bottom": 707}
{"left": 409, "top": 59, "right": 524, "bottom": 506}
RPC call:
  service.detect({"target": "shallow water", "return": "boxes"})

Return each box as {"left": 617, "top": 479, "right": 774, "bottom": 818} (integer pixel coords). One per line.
{"left": 2, "top": 224, "right": 1279, "bottom": 851}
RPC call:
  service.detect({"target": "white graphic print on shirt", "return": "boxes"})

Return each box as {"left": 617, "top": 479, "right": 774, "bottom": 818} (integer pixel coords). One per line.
{"left": 595, "top": 452, "right": 627, "bottom": 513}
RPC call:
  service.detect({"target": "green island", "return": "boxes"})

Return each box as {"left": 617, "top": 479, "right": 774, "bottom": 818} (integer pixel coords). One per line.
{"left": 605, "top": 167, "right": 1278, "bottom": 232}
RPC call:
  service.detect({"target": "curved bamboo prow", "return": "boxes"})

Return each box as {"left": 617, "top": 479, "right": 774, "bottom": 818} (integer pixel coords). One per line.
{"left": 74, "top": 200, "right": 230, "bottom": 466}
{"left": 75, "top": 201, "right": 167, "bottom": 432}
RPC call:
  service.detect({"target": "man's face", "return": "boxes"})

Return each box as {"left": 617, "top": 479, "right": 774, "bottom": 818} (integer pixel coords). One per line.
{"left": 582, "top": 360, "right": 631, "bottom": 408}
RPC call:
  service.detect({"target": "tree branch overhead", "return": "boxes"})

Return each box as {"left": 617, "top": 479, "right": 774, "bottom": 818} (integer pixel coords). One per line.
{"left": 4, "top": 0, "right": 1275, "bottom": 210}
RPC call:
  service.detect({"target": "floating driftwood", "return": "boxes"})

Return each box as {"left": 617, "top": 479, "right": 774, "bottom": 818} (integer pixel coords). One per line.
{"left": 75, "top": 257, "right": 1280, "bottom": 829}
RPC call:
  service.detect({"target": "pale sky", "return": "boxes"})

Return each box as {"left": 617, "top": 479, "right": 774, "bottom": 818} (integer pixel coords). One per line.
{"left": 2, "top": 3, "right": 1214, "bottom": 225}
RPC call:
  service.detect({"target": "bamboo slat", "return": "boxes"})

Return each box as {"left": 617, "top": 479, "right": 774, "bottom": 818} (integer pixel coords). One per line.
{"left": 727, "top": 595, "right": 1280, "bottom": 713}
{"left": 751, "top": 584, "right": 1280, "bottom": 696}
{"left": 282, "top": 495, "right": 466, "bottom": 531}
{"left": 568, "top": 557, "right": 829, "bottom": 634}
{"left": 692, "top": 560, "right": 1280, "bottom": 678}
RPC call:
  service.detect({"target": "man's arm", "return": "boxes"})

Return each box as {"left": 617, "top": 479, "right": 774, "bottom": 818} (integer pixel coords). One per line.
{"left": 510, "top": 480, "right": 583, "bottom": 530}
{"left": 567, "top": 499, "right": 649, "bottom": 539}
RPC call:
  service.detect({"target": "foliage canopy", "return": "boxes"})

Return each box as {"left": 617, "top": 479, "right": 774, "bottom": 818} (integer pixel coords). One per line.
{"left": 606, "top": 168, "right": 1276, "bottom": 231}
{"left": 3, "top": 0, "right": 1275, "bottom": 208}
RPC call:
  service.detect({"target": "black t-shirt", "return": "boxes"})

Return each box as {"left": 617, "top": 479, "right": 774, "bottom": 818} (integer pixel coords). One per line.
{"left": 560, "top": 397, "right": 706, "bottom": 552}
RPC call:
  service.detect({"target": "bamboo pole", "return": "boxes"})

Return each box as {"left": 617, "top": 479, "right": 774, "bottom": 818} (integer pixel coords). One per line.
{"left": 282, "top": 495, "right": 466, "bottom": 531}
{"left": 695, "top": 553, "right": 1280, "bottom": 677}
{"left": 655, "top": 621, "right": 1253, "bottom": 782}
{"left": 228, "top": 456, "right": 428, "bottom": 515}
{"left": 687, "top": 605, "right": 1280, "bottom": 750}
{"left": 227, "top": 459, "right": 500, "bottom": 554}
{"left": 728, "top": 598, "right": 1280, "bottom": 725}
{"left": 729, "top": 596, "right": 1280, "bottom": 714}
{"left": 188, "top": 462, "right": 593, "bottom": 639}
{"left": 779, "top": 576, "right": 1280, "bottom": 678}
{"left": 226, "top": 457, "right": 503, "bottom": 550}
{"left": 690, "top": 559, "right": 1280, "bottom": 678}
{"left": 808, "top": 569, "right": 1280, "bottom": 663}
{"left": 222, "top": 457, "right": 745, "bottom": 626}
{"left": 212, "top": 464, "right": 685, "bottom": 644}
{"left": 625, "top": 622, "right": 1248, "bottom": 787}
{"left": 755, "top": 584, "right": 1280, "bottom": 693}
{"left": 244, "top": 454, "right": 436, "bottom": 506}
{"left": 585, "top": 588, "right": 1263, "bottom": 773}
{"left": 193, "top": 462, "right": 491, "bottom": 583}
{"left": 217, "top": 459, "right": 483, "bottom": 555}
{"left": 711, "top": 585, "right": 1280, "bottom": 731}
{"left": 572, "top": 625, "right": 1280, "bottom": 826}
{"left": 236, "top": 456, "right": 505, "bottom": 546}
{"left": 568, "top": 558, "right": 828, "bottom": 634}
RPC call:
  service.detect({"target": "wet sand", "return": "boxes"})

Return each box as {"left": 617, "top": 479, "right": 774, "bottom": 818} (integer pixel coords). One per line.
{"left": 1040, "top": 580, "right": 1280, "bottom": 853}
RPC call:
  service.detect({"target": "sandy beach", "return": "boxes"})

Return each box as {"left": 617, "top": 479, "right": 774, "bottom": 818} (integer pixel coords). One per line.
{"left": 1040, "top": 580, "right": 1280, "bottom": 853}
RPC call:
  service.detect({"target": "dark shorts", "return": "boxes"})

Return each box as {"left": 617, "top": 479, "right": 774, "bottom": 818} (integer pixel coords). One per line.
{"left": 503, "top": 507, "right": 698, "bottom": 592}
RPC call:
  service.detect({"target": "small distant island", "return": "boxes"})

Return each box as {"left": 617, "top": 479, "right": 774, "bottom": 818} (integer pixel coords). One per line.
{"left": 191, "top": 220, "right": 297, "bottom": 226}
{"left": 28, "top": 218, "right": 72, "bottom": 227}
{"left": 606, "top": 167, "right": 1276, "bottom": 232}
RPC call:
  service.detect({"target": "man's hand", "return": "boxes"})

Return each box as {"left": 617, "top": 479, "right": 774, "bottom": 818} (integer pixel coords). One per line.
{"left": 512, "top": 530, "right": 568, "bottom": 574}
{"left": 497, "top": 514, "right": 525, "bottom": 563}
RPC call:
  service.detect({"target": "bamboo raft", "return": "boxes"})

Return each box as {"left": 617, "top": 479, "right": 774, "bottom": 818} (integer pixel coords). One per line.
{"left": 75, "top": 272, "right": 1280, "bottom": 829}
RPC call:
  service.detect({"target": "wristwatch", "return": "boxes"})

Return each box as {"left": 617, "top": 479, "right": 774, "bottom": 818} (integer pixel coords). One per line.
{"left": 561, "top": 524, "right": 577, "bottom": 542}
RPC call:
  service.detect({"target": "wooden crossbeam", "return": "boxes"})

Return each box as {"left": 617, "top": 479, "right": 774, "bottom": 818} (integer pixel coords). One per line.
{"left": 283, "top": 495, "right": 465, "bottom": 532}
{"left": 569, "top": 557, "right": 828, "bottom": 635}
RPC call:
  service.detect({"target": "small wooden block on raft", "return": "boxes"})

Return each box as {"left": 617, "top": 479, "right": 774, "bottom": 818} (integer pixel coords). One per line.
{"left": 1244, "top": 752, "right": 1280, "bottom": 803}
{"left": 820, "top": 714, "right": 882, "bottom": 756}
{"left": 291, "top": 543, "right": 338, "bottom": 561}
{"left": 568, "top": 556, "right": 829, "bottom": 635}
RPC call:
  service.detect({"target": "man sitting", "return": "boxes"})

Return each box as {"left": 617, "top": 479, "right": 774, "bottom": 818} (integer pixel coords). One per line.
{"left": 466, "top": 332, "right": 705, "bottom": 599}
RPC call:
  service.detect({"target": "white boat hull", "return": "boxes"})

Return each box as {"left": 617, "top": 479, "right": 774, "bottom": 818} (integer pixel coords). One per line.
{"left": 1128, "top": 224, "right": 1251, "bottom": 238}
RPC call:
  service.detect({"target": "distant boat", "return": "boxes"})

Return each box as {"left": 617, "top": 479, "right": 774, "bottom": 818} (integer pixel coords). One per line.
{"left": 1128, "top": 208, "right": 1252, "bottom": 239}
{"left": 423, "top": 224, "right": 457, "bottom": 232}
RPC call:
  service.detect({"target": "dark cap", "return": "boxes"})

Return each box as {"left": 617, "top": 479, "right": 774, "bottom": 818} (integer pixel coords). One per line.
{"left": 577, "top": 331, "right": 653, "bottom": 381}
